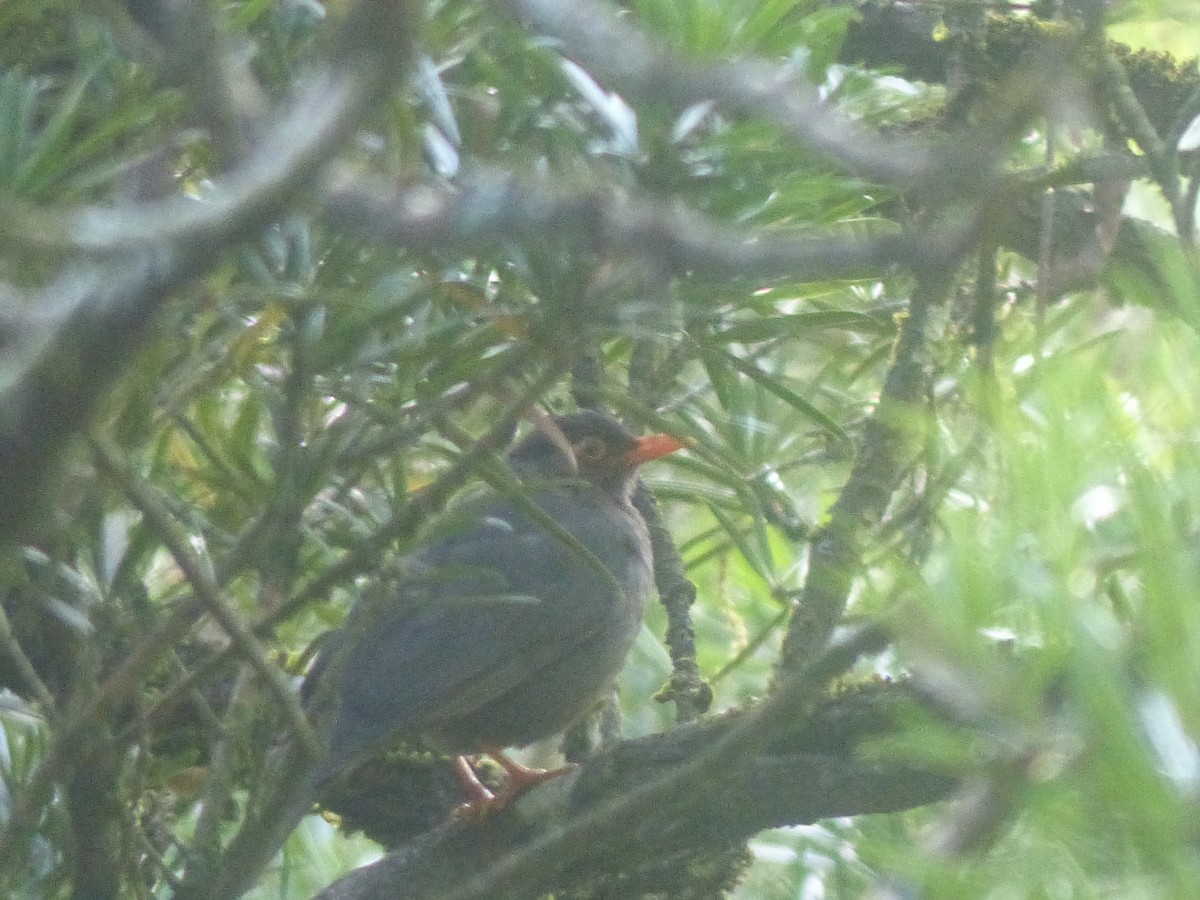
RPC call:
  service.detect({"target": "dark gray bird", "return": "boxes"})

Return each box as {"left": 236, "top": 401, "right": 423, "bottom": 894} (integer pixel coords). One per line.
{"left": 306, "top": 410, "right": 683, "bottom": 802}
{"left": 201, "top": 412, "right": 682, "bottom": 899}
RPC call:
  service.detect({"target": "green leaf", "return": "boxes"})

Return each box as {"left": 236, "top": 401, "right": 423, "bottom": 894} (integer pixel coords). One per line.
{"left": 714, "top": 310, "right": 894, "bottom": 343}
{"left": 719, "top": 349, "right": 849, "bottom": 444}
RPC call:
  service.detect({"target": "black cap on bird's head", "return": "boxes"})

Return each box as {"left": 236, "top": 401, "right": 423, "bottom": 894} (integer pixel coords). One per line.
{"left": 507, "top": 411, "right": 683, "bottom": 496}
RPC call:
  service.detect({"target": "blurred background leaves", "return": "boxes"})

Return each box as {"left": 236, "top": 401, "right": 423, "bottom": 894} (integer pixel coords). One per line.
{"left": 0, "top": 0, "right": 1198, "bottom": 897}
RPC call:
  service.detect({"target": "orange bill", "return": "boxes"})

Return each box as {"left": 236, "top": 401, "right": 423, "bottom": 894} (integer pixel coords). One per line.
{"left": 627, "top": 433, "right": 686, "bottom": 466}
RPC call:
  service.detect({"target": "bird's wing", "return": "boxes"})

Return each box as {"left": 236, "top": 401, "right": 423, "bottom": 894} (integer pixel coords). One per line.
{"left": 314, "top": 488, "right": 640, "bottom": 762}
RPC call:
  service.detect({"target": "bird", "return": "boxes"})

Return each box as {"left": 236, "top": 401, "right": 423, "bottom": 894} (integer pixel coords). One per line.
{"left": 197, "top": 411, "right": 683, "bottom": 900}
{"left": 304, "top": 410, "right": 684, "bottom": 808}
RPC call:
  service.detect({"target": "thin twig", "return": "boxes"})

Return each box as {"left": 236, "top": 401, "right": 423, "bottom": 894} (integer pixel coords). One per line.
{"left": 1098, "top": 46, "right": 1186, "bottom": 235}
{"left": 0, "top": 603, "right": 57, "bottom": 717}
{"left": 497, "top": 0, "right": 937, "bottom": 186}
{"left": 778, "top": 264, "right": 954, "bottom": 673}
{"left": 89, "top": 432, "right": 320, "bottom": 759}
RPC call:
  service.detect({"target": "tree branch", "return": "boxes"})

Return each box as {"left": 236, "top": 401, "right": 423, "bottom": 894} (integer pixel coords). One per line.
{"left": 321, "top": 166, "right": 949, "bottom": 281}
{"left": 779, "top": 265, "right": 954, "bottom": 671}
{"left": 315, "top": 679, "right": 953, "bottom": 899}
{"left": 0, "top": 0, "right": 421, "bottom": 550}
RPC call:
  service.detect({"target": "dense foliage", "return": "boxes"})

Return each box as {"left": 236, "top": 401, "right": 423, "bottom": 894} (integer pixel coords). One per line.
{"left": 0, "top": 0, "right": 1199, "bottom": 897}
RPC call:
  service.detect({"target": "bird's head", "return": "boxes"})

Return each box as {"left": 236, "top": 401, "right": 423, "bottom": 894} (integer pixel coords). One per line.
{"left": 507, "top": 411, "right": 683, "bottom": 498}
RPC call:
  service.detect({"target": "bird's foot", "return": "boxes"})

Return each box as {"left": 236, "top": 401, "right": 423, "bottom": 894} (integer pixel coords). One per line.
{"left": 492, "top": 749, "right": 578, "bottom": 794}
{"left": 449, "top": 751, "right": 579, "bottom": 820}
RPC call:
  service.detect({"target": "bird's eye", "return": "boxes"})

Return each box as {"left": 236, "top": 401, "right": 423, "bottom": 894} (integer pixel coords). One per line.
{"left": 574, "top": 436, "right": 607, "bottom": 461}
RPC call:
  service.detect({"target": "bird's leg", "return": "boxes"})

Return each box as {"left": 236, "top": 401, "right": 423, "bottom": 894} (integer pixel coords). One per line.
{"left": 451, "top": 755, "right": 496, "bottom": 810}
{"left": 450, "top": 750, "right": 579, "bottom": 820}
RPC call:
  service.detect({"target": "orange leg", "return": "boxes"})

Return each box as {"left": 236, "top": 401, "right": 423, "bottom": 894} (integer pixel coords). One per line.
{"left": 451, "top": 755, "right": 495, "bottom": 808}
{"left": 450, "top": 749, "right": 579, "bottom": 820}
{"left": 490, "top": 749, "right": 578, "bottom": 795}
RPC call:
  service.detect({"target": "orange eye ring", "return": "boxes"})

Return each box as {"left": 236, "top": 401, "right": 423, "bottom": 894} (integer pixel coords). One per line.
{"left": 573, "top": 436, "right": 607, "bottom": 461}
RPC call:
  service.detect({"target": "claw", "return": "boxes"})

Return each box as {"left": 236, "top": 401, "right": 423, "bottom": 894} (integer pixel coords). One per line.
{"left": 491, "top": 749, "right": 578, "bottom": 793}
{"left": 449, "top": 750, "right": 579, "bottom": 819}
